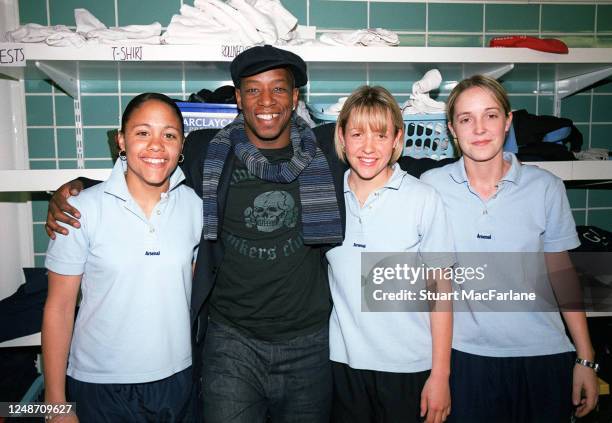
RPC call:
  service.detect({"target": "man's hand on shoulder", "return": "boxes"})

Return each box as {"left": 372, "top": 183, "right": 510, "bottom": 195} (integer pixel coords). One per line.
{"left": 45, "top": 180, "right": 85, "bottom": 239}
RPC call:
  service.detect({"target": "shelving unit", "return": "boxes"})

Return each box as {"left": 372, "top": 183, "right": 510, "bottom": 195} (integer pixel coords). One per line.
{"left": 0, "top": 161, "right": 609, "bottom": 192}
{"left": 2, "top": 44, "right": 612, "bottom": 101}
{"left": 1, "top": 43, "right": 612, "bottom": 188}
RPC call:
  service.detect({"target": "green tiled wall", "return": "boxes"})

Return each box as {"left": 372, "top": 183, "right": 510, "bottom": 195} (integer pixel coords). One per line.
{"left": 19, "top": 0, "right": 612, "bottom": 263}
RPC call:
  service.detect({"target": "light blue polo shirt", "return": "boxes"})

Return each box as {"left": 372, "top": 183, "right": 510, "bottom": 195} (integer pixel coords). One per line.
{"left": 45, "top": 159, "right": 202, "bottom": 383}
{"left": 326, "top": 164, "right": 455, "bottom": 373}
{"left": 421, "top": 152, "right": 579, "bottom": 357}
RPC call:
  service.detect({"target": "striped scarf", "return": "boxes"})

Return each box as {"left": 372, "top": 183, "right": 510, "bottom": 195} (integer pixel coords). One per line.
{"left": 201, "top": 113, "right": 343, "bottom": 245}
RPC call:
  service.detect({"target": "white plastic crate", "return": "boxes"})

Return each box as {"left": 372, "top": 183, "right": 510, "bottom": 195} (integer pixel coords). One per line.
{"left": 307, "top": 104, "right": 454, "bottom": 160}
{"left": 403, "top": 114, "right": 454, "bottom": 160}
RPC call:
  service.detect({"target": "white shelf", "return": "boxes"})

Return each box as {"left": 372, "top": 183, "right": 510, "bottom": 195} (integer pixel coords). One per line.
{"left": 5, "top": 44, "right": 612, "bottom": 64}
{"left": 0, "top": 161, "right": 610, "bottom": 192}
{"left": 0, "top": 332, "right": 40, "bottom": 348}
{"left": 524, "top": 161, "right": 612, "bottom": 181}
{"left": 3, "top": 43, "right": 612, "bottom": 111}
{"left": 0, "top": 169, "right": 111, "bottom": 192}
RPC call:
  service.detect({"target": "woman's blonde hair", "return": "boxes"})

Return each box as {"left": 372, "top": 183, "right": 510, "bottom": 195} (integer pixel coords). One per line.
{"left": 446, "top": 74, "right": 511, "bottom": 125}
{"left": 334, "top": 85, "right": 404, "bottom": 165}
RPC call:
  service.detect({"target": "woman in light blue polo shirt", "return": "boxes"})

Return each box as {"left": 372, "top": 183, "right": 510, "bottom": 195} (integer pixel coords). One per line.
{"left": 421, "top": 75, "right": 598, "bottom": 422}
{"left": 42, "top": 93, "right": 202, "bottom": 422}
{"left": 327, "top": 85, "right": 455, "bottom": 423}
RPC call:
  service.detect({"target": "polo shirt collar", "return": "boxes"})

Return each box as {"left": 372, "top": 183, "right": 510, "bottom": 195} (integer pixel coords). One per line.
{"left": 343, "top": 163, "right": 405, "bottom": 194}
{"left": 448, "top": 152, "right": 522, "bottom": 185}
{"left": 104, "top": 158, "right": 186, "bottom": 201}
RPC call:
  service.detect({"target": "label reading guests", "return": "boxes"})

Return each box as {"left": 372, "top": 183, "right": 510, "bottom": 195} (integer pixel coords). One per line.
{"left": 0, "top": 45, "right": 26, "bottom": 67}
{"left": 111, "top": 46, "right": 143, "bottom": 61}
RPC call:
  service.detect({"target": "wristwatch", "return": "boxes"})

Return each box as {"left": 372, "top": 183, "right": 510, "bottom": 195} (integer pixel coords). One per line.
{"left": 575, "top": 357, "right": 600, "bottom": 373}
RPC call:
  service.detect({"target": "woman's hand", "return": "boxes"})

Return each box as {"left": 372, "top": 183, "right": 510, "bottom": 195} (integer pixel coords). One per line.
{"left": 420, "top": 373, "right": 451, "bottom": 423}
{"left": 572, "top": 363, "right": 599, "bottom": 417}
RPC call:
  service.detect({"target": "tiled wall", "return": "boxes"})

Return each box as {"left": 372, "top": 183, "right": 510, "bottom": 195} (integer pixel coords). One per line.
{"left": 17, "top": 0, "right": 612, "bottom": 265}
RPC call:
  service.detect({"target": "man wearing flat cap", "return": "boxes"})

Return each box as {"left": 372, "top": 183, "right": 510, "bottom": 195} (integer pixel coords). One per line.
{"left": 185, "top": 44, "right": 343, "bottom": 422}
{"left": 45, "top": 45, "right": 345, "bottom": 422}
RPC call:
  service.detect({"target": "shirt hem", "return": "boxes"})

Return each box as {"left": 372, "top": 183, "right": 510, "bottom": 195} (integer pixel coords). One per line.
{"left": 67, "top": 356, "right": 192, "bottom": 384}
{"left": 330, "top": 354, "right": 431, "bottom": 373}
{"left": 452, "top": 342, "right": 575, "bottom": 358}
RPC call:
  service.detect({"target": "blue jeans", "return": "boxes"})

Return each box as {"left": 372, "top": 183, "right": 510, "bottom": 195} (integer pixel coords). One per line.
{"left": 201, "top": 320, "right": 332, "bottom": 423}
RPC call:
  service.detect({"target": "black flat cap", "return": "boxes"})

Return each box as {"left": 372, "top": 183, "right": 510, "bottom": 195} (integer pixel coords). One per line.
{"left": 230, "top": 45, "right": 307, "bottom": 88}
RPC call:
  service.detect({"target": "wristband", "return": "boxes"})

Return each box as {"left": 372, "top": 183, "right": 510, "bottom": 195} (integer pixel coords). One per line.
{"left": 575, "top": 357, "right": 600, "bottom": 373}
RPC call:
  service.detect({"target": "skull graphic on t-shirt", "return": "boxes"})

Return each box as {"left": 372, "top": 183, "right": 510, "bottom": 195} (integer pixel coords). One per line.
{"left": 244, "top": 191, "right": 299, "bottom": 233}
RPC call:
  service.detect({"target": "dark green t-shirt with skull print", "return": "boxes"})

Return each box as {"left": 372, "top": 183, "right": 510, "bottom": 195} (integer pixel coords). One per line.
{"left": 209, "top": 145, "right": 330, "bottom": 341}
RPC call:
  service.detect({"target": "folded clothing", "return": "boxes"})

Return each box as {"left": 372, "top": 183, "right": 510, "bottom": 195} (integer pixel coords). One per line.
{"left": 75, "top": 8, "right": 162, "bottom": 44}
{"left": 402, "top": 69, "right": 446, "bottom": 115}
{"left": 574, "top": 148, "right": 609, "bottom": 161}
{"left": 489, "top": 36, "right": 568, "bottom": 54}
{"left": 163, "top": 0, "right": 299, "bottom": 45}
{"left": 0, "top": 268, "right": 48, "bottom": 343}
{"left": 5, "top": 23, "right": 85, "bottom": 47}
{"left": 319, "top": 28, "right": 399, "bottom": 47}
{"left": 509, "top": 109, "right": 582, "bottom": 152}
{"left": 402, "top": 94, "right": 446, "bottom": 114}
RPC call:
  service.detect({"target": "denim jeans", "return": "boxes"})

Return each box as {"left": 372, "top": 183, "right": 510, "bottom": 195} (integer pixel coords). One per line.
{"left": 201, "top": 320, "right": 332, "bottom": 423}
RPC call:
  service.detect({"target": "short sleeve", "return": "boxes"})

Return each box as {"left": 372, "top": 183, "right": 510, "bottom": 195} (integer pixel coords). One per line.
{"left": 543, "top": 177, "right": 580, "bottom": 252}
{"left": 45, "top": 196, "right": 90, "bottom": 275}
{"left": 418, "top": 187, "right": 456, "bottom": 268}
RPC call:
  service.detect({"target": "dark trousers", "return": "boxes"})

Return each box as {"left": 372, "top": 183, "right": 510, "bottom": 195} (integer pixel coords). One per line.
{"left": 67, "top": 366, "right": 194, "bottom": 423}
{"left": 331, "top": 361, "right": 430, "bottom": 423}
{"left": 449, "top": 349, "right": 574, "bottom": 423}
{"left": 201, "top": 320, "right": 332, "bottom": 423}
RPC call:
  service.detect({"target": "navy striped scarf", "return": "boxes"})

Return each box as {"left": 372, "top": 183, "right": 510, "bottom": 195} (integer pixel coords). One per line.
{"left": 201, "top": 113, "right": 343, "bottom": 245}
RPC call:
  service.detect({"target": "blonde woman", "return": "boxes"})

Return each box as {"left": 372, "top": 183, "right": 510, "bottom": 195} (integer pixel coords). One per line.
{"left": 327, "top": 85, "right": 454, "bottom": 423}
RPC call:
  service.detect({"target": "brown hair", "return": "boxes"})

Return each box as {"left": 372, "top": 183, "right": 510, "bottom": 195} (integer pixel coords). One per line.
{"left": 446, "top": 74, "right": 511, "bottom": 125}
{"left": 334, "top": 85, "right": 404, "bottom": 164}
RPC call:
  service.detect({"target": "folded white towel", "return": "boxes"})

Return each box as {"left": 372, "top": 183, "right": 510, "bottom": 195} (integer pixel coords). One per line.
{"left": 251, "top": 0, "right": 297, "bottom": 41}
{"left": 228, "top": 0, "right": 277, "bottom": 44}
{"left": 319, "top": 28, "right": 399, "bottom": 47}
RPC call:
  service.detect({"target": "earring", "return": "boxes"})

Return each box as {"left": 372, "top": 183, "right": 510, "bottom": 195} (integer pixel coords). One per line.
{"left": 119, "top": 150, "right": 127, "bottom": 161}
{"left": 178, "top": 153, "right": 184, "bottom": 164}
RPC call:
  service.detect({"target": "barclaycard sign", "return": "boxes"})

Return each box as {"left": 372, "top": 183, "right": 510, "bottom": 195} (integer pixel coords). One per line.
{"left": 177, "top": 102, "right": 238, "bottom": 135}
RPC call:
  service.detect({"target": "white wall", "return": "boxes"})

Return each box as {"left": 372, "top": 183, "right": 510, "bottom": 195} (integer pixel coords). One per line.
{"left": 0, "top": 0, "right": 34, "bottom": 299}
